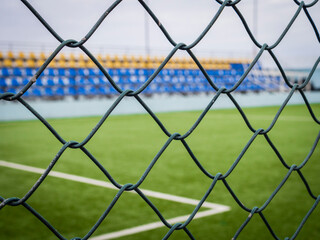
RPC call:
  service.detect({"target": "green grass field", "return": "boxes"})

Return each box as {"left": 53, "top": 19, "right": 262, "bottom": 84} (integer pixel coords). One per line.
{"left": 0, "top": 104, "right": 319, "bottom": 240}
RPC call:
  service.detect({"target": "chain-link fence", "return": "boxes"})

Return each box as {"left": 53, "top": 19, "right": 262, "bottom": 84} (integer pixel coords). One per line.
{"left": 1, "top": 0, "right": 320, "bottom": 239}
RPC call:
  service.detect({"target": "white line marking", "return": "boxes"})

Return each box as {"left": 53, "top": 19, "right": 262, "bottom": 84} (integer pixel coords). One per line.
{"left": 91, "top": 209, "right": 222, "bottom": 240}
{"left": 0, "top": 160, "right": 230, "bottom": 239}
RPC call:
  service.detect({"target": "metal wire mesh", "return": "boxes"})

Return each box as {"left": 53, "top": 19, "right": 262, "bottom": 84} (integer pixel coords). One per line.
{"left": 1, "top": 0, "right": 320, "bottom": 239}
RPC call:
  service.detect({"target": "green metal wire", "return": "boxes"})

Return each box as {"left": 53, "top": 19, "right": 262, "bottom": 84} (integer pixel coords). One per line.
{"left": 0, "top": 0, "right": 319, "bottom": 239}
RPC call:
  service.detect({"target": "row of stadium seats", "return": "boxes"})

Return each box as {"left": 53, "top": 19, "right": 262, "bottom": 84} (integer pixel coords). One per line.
{"left": 1, "top": 75, "right": 253, "bottom": 88}
{"left": 0, "top": 73, "right": 282, "bottom": 98}
{"left": 0, "top": 52, "right": 280, "bottom": 98}
{"left": 1, "top": 78, "right": 271, "bottom": 98}
{"left": 0, "top": 66, "right": 245, "bottom": 78}
{"left": 0, "top": 51, "right": 249, "bottom": 69}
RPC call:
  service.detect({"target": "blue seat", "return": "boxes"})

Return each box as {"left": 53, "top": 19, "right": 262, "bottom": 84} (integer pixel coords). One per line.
{"left": 25, "top": 68, "right": 34, "bottom": 76}
{"left": 78, "top": 86, "right": 86, "bottom": 95}
{"left": 137, "top": 75, "right": 146, "bottom": 83}
{"left": 99, "top": 77, "right": 106, "bottom": 84}
{"left": 204, "top": 82, "right": 213, "bottom": 92}
{"left": 137, "top": 69, "right": 147, "bottom": 76}
{"left": 89, "top": 77, "right": 99, "bottom": 85}
{"left": 47, "top": 78, "right": 55, "bottom": 86}
{"left": 35, "top": 78, "right": 44, "bottom": 86}
{"left": 162, "top": 76, "right": 170, "bottom": 83}
{"left": 1, "top": 68, "right": 10, "bottom": 77}
{"left": 120, "top": 68, "right": 130, "bottom": 76}
{"left": 174, "top": 69, "right": 183, "bottom": 76}
{"left": 109, "top": 68, "right": 116, "bottom": 76}
{"left": 236, "top": 84, "right": 246, "bottom": 92}
{"left": 28, "top": 88, "right": 41, "bottom": 96}
{"left": 89, "top": 68, "right": 96, "bottom": 76}
{"left": 69, "top": 68, "right": 76, "bottom": 77}
{"left": 45, "top": 88, "right": 54, "bottom": 97}
{"left": 109, "top": 85, "right": 118, "bottom": 94}
{"left": 154, "top": 76, "right": 162, "bottom": 84}
{"left": 112, "top": 75, "right": 120, "bottom": 84}
{"left": 68, "top": 78, "right": 76, "bottom": 86}
{"left": 13, "top": 68, "right": 22, "bottom": 76}
{"left": 56, "top": 87, "right": 64, "bottom": 96}
{"left": 67, "top": 87, "right": 76, "bottom": 96}
{"left": 22, "top": 78, "right": 29, "bottom": 85}
{"left": 58, "top": 77, "right": 66, "bottom": 86}
{"left": 22, "top": 90, "right": 30, "bottom": 97}
{"left": 78, "top": 68, "right": 88, "bottom": 77}
{"left": 7, "top": 88, "right": 17, "bottom": 94}
{"left": 128, "top": 68, "right": 138, "bottom": 76}
{"left": 58, "top": 68, "right": 66, "bottom": 76}
{"left": 97, "top": 69, "right": 104, "bottom": 77}
{"left": 98, "top": 86, "right": 107, "bottom": 95}
{"left": 192, "top": 69, "right": 201, "bottom": 76}
{"left": 11, "top": 78, "right": 21, "bottom": 87}
{"left": 77, "top": 77, "right": 87, "bottom": 86}
{"left": 0, "top": 78, "right": 6, "bottom": 87}
{"left": 88, "top": 86, "right": 97, "bottom": 95}
{"left": 183, "top": 69, "right": 191, "bottom": 75}
{"left": 144, "top": 85, "right": 153, "bottom": 94}
{"left": 47, "top": 68, "right": 56, "bottom": 76}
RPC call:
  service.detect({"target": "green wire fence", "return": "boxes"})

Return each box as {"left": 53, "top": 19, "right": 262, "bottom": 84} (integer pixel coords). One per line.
{"left": 1, "top": 0, "right": 320, "bottom": 239}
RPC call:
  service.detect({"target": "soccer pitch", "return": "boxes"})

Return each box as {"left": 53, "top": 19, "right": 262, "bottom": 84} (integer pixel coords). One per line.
{"left": 0, "top": 104, "right": 319, "bottom": 240}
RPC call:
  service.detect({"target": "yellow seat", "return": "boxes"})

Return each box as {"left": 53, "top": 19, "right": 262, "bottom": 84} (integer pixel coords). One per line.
{"left": 57, "top": 53, "right": 66, "bottom": 68}
{"left": 96, "top": 54, "right": 105, "bottom": 67}
{"left": 39, "top": 52, "right": 46, "bottom": 60}
{"left": 113, "top": 55, "right": 121, "bottom": 68}
{"left": 18, "top": 52, "right": 25, "bottom": 60}
{"left": 77, "top": 54, "right": 86, "bottom": 68}
{"left": 26, "top": 59, "right": 36, "bottom": 68}
{"left": 15, "top": 59, "right": 24, "bottom": 67}
{"left": 0, "top": 51, "right": 3, "bottom": 60}
{"left": 7, "top": 51, "right": 14, "bottom": 59}
{"left": 69, "top": 53, "right": 76, "bottom": 61}
{"left": 58, "top": 59, "right": 66, "bottom": 68}
{"left": 87, "top": 59, "right": 95, "bottom": 68}
{"left": 158, "top": 56, "right": 165, "bottom": 66}
{"left": 122, "top": 55, "right": 130, "bottom": 68}
{"left": 222, "top": 63, "right": 230, "bottom": 70}
{"left": 37, "top": 59, "right": 45, "bottom": 67}
{"left": 180, "top": 57, "right": 187, "bottom": 69}
{"left": 176, "top": 57, "right": 184, "bottom": 69}
{"left": 187, "top": 59, "right": 197, "bottom": 69}
{"left": 104, "top": 55, "right": 112, "bottom": 68}
{"left": 78, "top": 60, "right": 86, "bottom": 68}
{"left": 29, "top": 52, "right": 36, "bottom": 60}
{"left": 129, "top": 56, "right": 138, "bottom": 68}
{"left": 152, "top": 56, "right": 160, "bottom": 69}
{"left": 48, "top": 58, "right": 57, "bottom": 68}
{"left": 68, "top": 53, "right": 76, "bottom": 68}
{"left": 4, "top": 58, "right": 13, "bottom": 67}
{"left": 68, "top": 59, "right": 76, "bottom": 68}
{"left": 137, "top": 56, "right": 147, "bottom": 68}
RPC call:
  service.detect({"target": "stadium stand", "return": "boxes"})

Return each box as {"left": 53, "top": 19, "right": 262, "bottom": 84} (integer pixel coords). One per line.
{"left": 0, "top": 51, "right": 283, "bottom": 99}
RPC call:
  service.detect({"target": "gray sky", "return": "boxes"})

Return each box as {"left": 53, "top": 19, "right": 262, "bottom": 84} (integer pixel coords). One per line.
{"left": 0, "top": 0, "right": 319, "bottom": 68}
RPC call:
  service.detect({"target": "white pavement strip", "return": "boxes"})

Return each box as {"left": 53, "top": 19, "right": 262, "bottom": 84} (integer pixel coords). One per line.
{"left": 0, "top": 160, "right": 230, "bottom": 239}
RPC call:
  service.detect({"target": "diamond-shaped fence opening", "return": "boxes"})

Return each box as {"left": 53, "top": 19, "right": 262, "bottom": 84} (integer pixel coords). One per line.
{"left": 0, "top": 0, "right": 319, "bottom": 239}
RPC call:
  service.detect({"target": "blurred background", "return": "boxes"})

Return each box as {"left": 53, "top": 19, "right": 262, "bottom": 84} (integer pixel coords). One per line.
{"left": 0, "top": 0, "right": 319, "bottom": 119}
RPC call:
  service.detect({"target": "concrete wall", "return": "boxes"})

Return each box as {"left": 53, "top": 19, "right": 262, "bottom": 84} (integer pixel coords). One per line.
{"left": 0, "top": 91, "right": 319, "bottom": 121}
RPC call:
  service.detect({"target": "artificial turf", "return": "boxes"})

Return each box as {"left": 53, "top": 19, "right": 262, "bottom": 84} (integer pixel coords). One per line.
{"left": 0, "top": 103, "right": 319, "bottom": 239}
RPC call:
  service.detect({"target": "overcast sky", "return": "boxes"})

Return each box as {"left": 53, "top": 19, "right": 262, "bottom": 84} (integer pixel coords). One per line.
{"left": 0, "top": 0, "right": 319, "bottom": 68}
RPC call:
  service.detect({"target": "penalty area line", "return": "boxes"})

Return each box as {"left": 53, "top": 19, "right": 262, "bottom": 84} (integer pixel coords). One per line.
{"left": 0, "top": 160, "right": 230, "bottom": 239}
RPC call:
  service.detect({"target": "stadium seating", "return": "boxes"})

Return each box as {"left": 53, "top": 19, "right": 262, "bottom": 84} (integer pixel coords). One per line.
{"left": 0, "top": 51, "right": 283, "bottom": 98}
